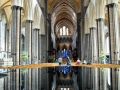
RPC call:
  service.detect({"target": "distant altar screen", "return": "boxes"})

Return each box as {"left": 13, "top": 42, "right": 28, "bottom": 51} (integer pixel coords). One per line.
{"left": 58, "top": 49, "right": 71, "bottom": 58}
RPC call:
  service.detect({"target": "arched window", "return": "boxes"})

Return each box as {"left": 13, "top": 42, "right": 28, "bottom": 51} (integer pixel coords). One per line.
{"left": 63, "top": 26, "right": 66, "bottom": 35}
{"left": 66, "top": 28, "right": 69, "bottom": 35}
{"left": 59, "top": 26, "right": 69, "bottom": 36}
{"left": 60, "top": 28, "right": 62, "bottom": 35}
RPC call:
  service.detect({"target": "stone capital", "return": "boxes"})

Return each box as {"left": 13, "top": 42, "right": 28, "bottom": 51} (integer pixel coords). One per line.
{"left": 96, "top": 18, "right": 104, "bottom": 22}
{"left": 89, "top": 27, "right": 97, "bottom": 30}
{"left": 11, "top": 5, "right": 22, "bottom": 10}
{"left": 33, "top": 28, "right": 40, "bottom": 31}
{"left": 25, "top": 20, "right": 33, "bottom": 23}
{"left": 85, "top": 33, "right": 90, "bottom": 35}
{"left": 106, "top": 3, "right": 118, "bottom": 8}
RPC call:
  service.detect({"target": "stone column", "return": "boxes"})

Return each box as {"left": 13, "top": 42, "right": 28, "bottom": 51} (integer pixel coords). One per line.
{"left": 40, "top": 0, "right": 49, "bottom": 90}
{"left": 36, "top": 29, "right": 39, "bottom": 90}
{"left": 84, "top": 34, "right": 91, "bottom": 89}
{"left": 11, "top": 5, "right": 22, "bottom": 90}
{"left": 6, "top": 29, "right": 9, "bottom": 57}
{"left": 31, "top": 28, "right": 39, "bottom": 90}
{"left": 4, "top": 27, "right": 10, "bottom": 90}
{"left": 96, "top": 18, "right": 107, "bottom": 90}
{"left": 25, "top": 20, "right": 33, "bottom": 90}
{"left": 81, "top": 0, "right": 86, "bottom": 61}
{"left": 39, "top": 35, "right": 47, "bottom": 90}
{"left": 106, "top": 3, "right": 119, "bottom": 90}
{"left": 6, "top": 29, "right": 10, "bottom": 90}
{"left": 0, "top": 20, "right": 1, "bottom": 53}
{"left": 90, "top": 27, "right": 99, "bottom": 90}
{"left": 89, "top": 27, "right": 94, "bottom": 89}
{"left": 82, "top": 34, "right": 90, "bottom": 90}
{"left": 77, "top": 13, "right": 81, "bottom": 58}
{"left": 38, "top": 32, "right": 41, "bottom": 90}
{"left": 31, "top": 29, "right": 36, "bottom": 90}
{"left": 96, "top": 18, "right": 105, "bottom": 60}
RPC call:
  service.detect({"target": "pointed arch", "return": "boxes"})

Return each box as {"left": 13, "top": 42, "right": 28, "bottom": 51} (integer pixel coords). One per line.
{"left": 33, "top": 4, "right": 42, "bottom": 29}
{"left": 40, "top": 14, "right": 45, "bottom": 35}
{"left": 95, "top": 0, "right": 106, "bottom": 19}
{"left": 23, "top": 0, "right": 37, "bottom": 21}
{"left": 89, "top": 2, "right": 96, "bottom": 27}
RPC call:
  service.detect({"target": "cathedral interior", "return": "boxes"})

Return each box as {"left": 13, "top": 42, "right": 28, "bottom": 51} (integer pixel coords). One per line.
{"left": 0, "top": 0, "right": 120, "bottom": 90}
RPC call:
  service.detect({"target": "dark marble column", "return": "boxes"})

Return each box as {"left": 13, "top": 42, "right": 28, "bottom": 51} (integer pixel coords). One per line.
{"left": 36, "top": 29, "right": 39, "bottom": 90}
{"left": 31, "top": 29, "right": 36, "bottom": 90}
{"left": 0, "top": 20, "right": 1, "bottom": 53}
{"left": 4, "top": 26, "right": 11, "bottom": 90}
{"left": 106, "top": 3, "right": 119, "bottom": 90}
{"left": 31, "top": 28, "right": 39, "bottom": 90}
{"left": 96, "top": 18, "right": 107, "bottom": 90}
{"left": 40, "top": 0, "right": 49, "bottom": 89}
{"left": 82, "top": 34, "right": 90, "bottom": 90}
{"left": 96, "top": 18, "right": 104, "bottom": 59}
{"left": 38, "top": 33, "right": 41, "bottom": 90}
{"left": 77, "top": 16, "right": 82, "bottom": 90}
{"left": 25, "top": 20, "right": 33, "bottom": 90}
{"left": 10, "top": 6, "right": 16, "bottom": 90}
{"left": 81, "top": 1, "right": 89, "bottom": 89}
{"left": 81, "top": 0, "right": 86, "bottom": 61}
{"left": 77, "top": 13, "right": 81, "bottom": 58}
{"left": 39, "top": 35, "right": 48, "bottom": 90}
{"left": 11, "top": 5, "right": 22, "bottom": 90}
{"left": 47, "top": 14, "right": 53, "bottom": 89}
{"left": 90, "top": 27, "right": 99, "bottom": 90}
{"left": 84, "top": 34, "right": 91, "bottom": 89}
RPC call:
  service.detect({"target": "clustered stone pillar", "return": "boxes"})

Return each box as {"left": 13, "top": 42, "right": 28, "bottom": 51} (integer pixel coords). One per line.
{"left": 84, "top": 34, "right": 91, "bottom": 89}
{"left": 36, "top": 29, "right": 39, "bottom": 90}
{"left": 31, "top": 28, "right": 39, "bottom": 90}
{"left": 82, "top": 34, "right": 90, "bottom": 90}
{"left": 25, "top": 20, "right": 33, "bottom": 90}
{"left": 107, "top": 3, "right": 119, "bottom": 90}
{"left": 11, "top": 5, "right": 22, "bottom": 90}
{"left": 96, "top": 18, "right": 106, "bottom": 90}
{"left": 90, "top": 27, "right": 98, "bottom": 90}
{"left": 0, "top": 20, "right": 1, "bottom": 51}
{"left": 4, "top": 27, "right": 10, "bottom": 90}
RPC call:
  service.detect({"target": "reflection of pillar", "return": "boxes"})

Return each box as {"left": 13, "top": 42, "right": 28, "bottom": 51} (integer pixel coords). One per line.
{"left": 106, "top": 3, "right": 119, "bottom": 90}
{"left": 11, "top": 6, "right": 22, "bottom": 90}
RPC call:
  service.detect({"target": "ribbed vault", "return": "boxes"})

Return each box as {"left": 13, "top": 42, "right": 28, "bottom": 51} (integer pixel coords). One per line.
{"left": 51, "top": 0, "right": 77, "bottom": 36}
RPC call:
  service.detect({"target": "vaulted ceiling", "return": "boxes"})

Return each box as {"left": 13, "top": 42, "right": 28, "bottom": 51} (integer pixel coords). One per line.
{"left": 50, "top": 0, "right": 78, "bottom": 36}
{"left": 47, "top": 0, "right": 81, "bottom": 13}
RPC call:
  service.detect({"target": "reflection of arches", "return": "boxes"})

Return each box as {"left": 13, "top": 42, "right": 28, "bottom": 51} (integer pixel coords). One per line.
{"left": 69, "top": 45, "right": 72, "bottom": 50}
{"left": 62, "top": 44, "right": 67, "bottom": 50}
{"left": 57, "top": 45, "right": 60, "bottom": 51}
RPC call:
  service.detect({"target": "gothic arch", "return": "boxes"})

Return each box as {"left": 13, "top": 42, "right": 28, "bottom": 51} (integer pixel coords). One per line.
{"left": 89, "top": 2, "right": 96, "bottom": 27}
{"left": 23, "top": 0, "right": 37, "bottom": 21}
{"left": 33, "top": 4, "right": 42, "bottom": 29}
{"left": 40, "top": 15, "right": 45, "bottom": 35}
{"left": 84, "top": 12, "right": 90, "bottom": 34}
{"left": 95, "top": 0, "right": 106, "bottom": 19}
